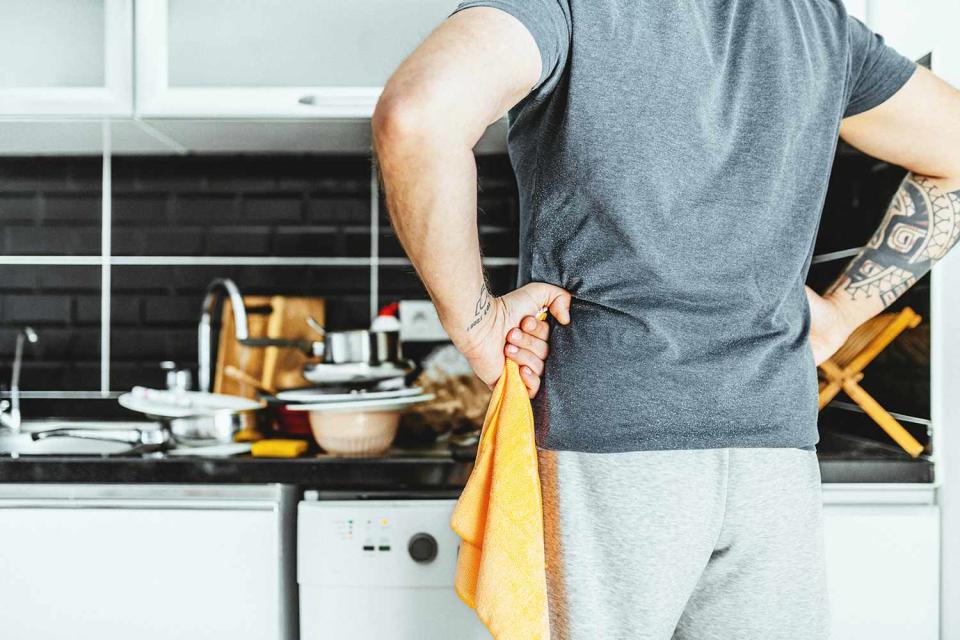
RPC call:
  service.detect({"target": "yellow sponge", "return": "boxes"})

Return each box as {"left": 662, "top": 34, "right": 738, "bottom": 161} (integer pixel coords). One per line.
{"left": 251, "top": 439, "right": 309, "bottom": 458}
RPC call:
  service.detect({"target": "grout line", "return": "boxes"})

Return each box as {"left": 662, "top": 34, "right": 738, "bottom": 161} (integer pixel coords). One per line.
{"left": 0, "top": 255, "right": 520, "bottom": 267}
{"left": 475, "top": 256, "right": 521, "bottom": 267}
{"left": 0, "top": 256, "right": 103, "bottom": 265}
{"left": 100, "top": 121, "right": 112, "bottom": 396}
{"left": 111, "top": 256, "right": 381, "bottom": 266}
{"left": 370, "top": 159, "right": 379, "bottom": 320}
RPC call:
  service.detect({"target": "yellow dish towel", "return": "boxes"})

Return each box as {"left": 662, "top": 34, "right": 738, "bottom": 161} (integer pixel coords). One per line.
{"left": 451, "top": 358, "right": 549, "bottom": 640}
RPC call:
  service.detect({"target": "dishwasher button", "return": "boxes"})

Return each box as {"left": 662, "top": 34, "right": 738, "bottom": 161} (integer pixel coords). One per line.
{"left": 407, "top": 533, "right": 438, "bottom": 563}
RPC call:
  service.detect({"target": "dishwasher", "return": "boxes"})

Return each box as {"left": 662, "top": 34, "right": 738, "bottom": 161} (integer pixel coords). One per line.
{"left": 298, "top": 494, "right": 491, "bottom": 639}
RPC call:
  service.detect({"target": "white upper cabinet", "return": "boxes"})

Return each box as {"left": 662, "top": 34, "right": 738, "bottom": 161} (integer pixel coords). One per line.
{"left": 846, "top": 0, "right": 959, "bottom": 80}
{"left": 0, "top": 0, "right": 132, "bottom": 116}
{"left": 135, "top": 0, "right": 460, "bottom": 118}
{"left": 843, "top": 0, "right": 868, "bottom": 22}
{"left": 867, "top": 0, "right": 944, "bottom": 65}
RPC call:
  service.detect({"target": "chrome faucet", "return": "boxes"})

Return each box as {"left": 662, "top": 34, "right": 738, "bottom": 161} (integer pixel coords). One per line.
{"left": 196, "top": 278, "right": 317, "bottom": 392}
{"left": 0, "top": 326, "right": 39, "bottom": 434}
{"left": 198, "top": 278, "right": 251, "bottom": 393}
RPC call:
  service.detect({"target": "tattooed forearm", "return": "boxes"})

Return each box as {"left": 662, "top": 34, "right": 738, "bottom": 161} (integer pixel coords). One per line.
{"left": 827, "top": 174, "right": 960, "bottom": 306}
{"left": 465, "top": 282, "right": 492, "bottom": 332}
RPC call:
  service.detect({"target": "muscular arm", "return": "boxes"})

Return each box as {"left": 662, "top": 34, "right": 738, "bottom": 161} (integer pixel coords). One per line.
{"left": 373, "top": 8, "right": 570, "bottom": 392}
{"left": 810, "top": 67, "right": 960, "bottom": 361}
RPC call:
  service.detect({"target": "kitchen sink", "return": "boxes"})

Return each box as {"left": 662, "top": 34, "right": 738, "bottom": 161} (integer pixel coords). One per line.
{"left": 0, "top": 420, "right": 161, "bottom": 456}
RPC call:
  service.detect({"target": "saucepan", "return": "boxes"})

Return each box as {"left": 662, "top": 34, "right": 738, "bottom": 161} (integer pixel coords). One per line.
{"left": 119, "top": 387, "right": 265, "bottom": 446}
{"left": 304, "top": 317, "right": 404, "bottom": 365}
{"left": 162, "top": 410, "right": 260, "bottom": 445}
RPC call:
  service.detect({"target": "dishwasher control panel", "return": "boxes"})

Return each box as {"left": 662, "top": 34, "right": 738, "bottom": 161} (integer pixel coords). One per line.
{"left": 298, "top": 499, "right": 460, "bottom": 588}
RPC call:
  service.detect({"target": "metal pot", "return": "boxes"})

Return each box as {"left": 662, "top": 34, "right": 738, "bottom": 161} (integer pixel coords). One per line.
{"left": 318, "top": 329, "right": 402, "bottom": 364}
{"left": 163, "top": 408, "right": 261, "bottom": 446}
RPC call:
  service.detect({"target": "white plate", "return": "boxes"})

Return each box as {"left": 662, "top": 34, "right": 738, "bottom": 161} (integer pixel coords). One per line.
{"left": 285, "top": 393, "right": 435, "bottom": 413}
{"left": 119, "top": 387, "right": 263, "bottom": 418}
{"left": 275, "top": 386, "right": 423, "bottom": 404}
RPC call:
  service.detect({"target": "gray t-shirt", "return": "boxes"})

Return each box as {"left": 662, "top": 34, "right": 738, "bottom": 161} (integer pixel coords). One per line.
{"left": 454, "top": 0, "right": 916, "bottom": 452}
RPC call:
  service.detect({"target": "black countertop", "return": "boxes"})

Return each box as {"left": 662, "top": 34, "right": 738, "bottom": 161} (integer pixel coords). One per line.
{"left": 0, "top": 432, "right": 934, "bottom": 486}
{"left": 0, "top": 445, "right": 473, "bottom": 489}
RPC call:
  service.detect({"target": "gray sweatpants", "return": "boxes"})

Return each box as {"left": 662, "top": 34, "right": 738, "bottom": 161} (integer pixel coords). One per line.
{"left": 538, "top": 447, "right": 829, "bottom": 640}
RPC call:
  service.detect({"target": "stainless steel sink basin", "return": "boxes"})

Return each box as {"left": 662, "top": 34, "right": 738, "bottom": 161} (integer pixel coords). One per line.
{"left": 0, "top": 420, "right": 162, "bottom": 456}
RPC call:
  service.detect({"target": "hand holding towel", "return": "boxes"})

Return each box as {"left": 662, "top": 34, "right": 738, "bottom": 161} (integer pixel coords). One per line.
{"left": 451, "top": 357, "right": 549, "bottom": 639}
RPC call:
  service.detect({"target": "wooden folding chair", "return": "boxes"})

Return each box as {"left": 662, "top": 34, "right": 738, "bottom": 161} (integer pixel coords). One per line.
{"left": 818, "top": 307, "right": 925, "bottom": 458}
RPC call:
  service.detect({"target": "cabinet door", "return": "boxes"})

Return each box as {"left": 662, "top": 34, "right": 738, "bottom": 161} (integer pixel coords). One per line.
{"left": 823, "top": 505, "right": 939, "bottom": 640}
{"left": 866, "top": 0, "right": 947, "bottom": 66}
{"left": 844, "top": 2, "right": 960, "bottom": 91}
{"left": 136, "top": 0, "right": 460, "bottom": 117}
{"left": 0, "top": 0, "right": 132, "bottom": 116}
{"left": 0, "top": 505, "right": 280, "bottom": 640}
{"left": 842, "top": 0, "right": 868, "bottom": 23}
{"left": 842, "top": 1, "right": 950, "bottom": 64}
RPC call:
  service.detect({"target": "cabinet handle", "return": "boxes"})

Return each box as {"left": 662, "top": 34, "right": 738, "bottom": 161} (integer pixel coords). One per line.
{"left": 298, "top": 95, "right": 317, "bottom": 106}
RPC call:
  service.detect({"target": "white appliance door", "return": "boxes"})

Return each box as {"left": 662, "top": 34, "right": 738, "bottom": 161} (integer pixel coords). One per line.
{"left": 0, "top": 504, "right": 280, "bottom": 639}
{"left": 299, "top": 499, "right": 491, "bottom": 639}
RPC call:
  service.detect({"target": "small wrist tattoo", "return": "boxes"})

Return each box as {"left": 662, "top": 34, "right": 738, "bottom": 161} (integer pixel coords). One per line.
{"left": 466, "top": 283, "right": 492, "bottom": 332}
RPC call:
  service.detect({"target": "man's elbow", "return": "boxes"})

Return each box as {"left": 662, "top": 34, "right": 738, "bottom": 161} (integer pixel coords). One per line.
{"left": 373, "top": 81, "right": 483, "bottom": 157}
{"left": 372, "top": 90, "right": 435, "bottom": 155}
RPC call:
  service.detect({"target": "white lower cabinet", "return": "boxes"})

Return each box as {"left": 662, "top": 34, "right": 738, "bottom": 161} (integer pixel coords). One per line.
{"left": 823, "top": 496, "right": 939, "bottom": 640}
{"left": 0, "top": 484, "right": 940, "bottom": 639}
{"left": 0, "top": 484, "right": 296, "bottom": 640}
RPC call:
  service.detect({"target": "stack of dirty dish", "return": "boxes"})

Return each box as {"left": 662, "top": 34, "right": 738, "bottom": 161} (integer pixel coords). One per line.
{"left": 278, "top": 379, "right": 433, "bottom": 456}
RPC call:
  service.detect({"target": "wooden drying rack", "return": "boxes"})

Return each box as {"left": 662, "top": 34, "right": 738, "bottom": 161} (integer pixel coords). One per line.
{"left": 818, "top": 307, "right": 925, "bottom": 458}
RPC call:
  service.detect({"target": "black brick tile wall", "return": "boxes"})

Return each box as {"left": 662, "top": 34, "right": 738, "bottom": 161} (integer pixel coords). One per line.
{"left": 109, "top": 156, "right": 376, "bottom": 259}
{"left": 0, "top": 264, "right": 101, "bottom": 391}
{"left": 0, "top": 154, "right": 520, "bottom": 397}
{"left": 0, "top": 151, "right": 927, "bottom": 423}
{"left": 0, "top": 155, "right": 387, "bottom": 393}
{"left": 815, "top": 142, "right": 908, "bottom": 257}
{"left": 0, "top": 159, "right": 103, "bottom": 261}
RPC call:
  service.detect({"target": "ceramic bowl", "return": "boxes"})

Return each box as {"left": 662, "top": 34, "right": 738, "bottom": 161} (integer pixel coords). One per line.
{"left": 307, "top": 409, "right": 400, "bottom": 457}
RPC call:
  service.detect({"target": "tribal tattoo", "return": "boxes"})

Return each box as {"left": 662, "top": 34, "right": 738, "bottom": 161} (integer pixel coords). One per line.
{"left": 465, "top": 282, "right": 493, "bottom": 332}
{"left": 827, "top": 174, "right": 960, "bottom": 306}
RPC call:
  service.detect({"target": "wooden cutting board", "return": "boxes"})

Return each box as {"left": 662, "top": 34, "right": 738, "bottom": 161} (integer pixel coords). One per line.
{"left": 213, "top": 295, "right": 326, "bottom": 398}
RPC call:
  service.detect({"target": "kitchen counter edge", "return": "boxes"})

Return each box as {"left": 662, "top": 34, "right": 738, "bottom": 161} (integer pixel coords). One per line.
{"left": 0, "top": 454, "right": 934, "bottom": 486}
